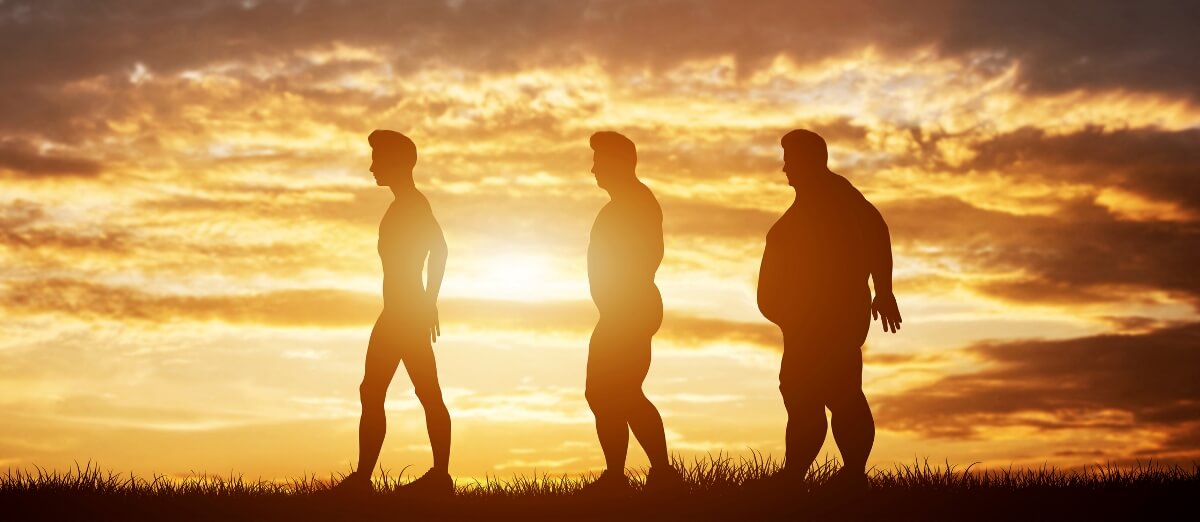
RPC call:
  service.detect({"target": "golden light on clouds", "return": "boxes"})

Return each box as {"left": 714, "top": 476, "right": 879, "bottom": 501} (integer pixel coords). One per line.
{"left": 2, "top": 0, "right": 1199, "bottom": 480}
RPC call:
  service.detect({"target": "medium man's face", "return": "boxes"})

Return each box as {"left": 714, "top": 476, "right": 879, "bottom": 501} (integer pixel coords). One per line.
{"left": 591, "top": 150, "right": 616, "bottom": 189}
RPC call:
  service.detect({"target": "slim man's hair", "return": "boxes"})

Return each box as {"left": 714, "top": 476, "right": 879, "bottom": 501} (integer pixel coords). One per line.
{"left": 368, "top": 129, "right": 417, "bottom": 168}
{"left": 590, "top": 131, "right": 637, "bottom": 169}
{"left": 781, "top": 129, "right": 828, "bottom": 167}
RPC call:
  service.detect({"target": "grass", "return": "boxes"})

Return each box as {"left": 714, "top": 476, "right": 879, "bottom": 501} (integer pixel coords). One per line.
{"left": 3, "top": 454, "right": 1197, "bottom": 521}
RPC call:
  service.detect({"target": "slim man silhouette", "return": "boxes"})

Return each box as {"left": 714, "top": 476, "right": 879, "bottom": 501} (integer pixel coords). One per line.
{"left": 582, "top": 132, "right": 682, "bottom": 493}
{"left": 333, "top": 130, "right": 452, "bottom": 495}
{"left": 757, "top": 129, "right": 901, "bottom": 491}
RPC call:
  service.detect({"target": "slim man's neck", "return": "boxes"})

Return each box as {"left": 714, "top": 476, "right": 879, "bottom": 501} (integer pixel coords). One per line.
{"left": 604, "top": 175, "right": 641, "bottom": 198}
{"left": 389, "top": 175, "right": 417, "bottom": 196}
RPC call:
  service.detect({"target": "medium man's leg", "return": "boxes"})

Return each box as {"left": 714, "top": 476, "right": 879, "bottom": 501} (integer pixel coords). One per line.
{"left": 358, "top": 321, "right": 404, "bottom": 475}
{"left": 627, "top": 391, "right": 669, "bottom": 469}
{"left": 403, "top": 343, "right": 451, "bottom": 472}
{"left": 625, "top": 338, "right": 669, "bottom": 470}
{"left": 586, "top": 326, "right": 630, "bottom": 473}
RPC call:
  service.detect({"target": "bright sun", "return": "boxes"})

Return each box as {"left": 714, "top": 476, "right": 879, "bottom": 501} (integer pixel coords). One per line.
{"left": 449, "top": 253, "right": 570, "bottom": 301}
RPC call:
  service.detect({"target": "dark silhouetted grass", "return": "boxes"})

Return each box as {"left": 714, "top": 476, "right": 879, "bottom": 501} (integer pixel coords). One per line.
{"left": 3, "top": 454, "right": 1196, "bottom": 521}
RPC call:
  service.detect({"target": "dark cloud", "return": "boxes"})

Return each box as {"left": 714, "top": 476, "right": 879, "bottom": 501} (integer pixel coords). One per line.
{"left": 0, "top": 139, "right": 102, "bottom": 177}
{"left": 962, "top": 126, "right": 1200, "bottom": 214}
{"left": 3, "top": 1, "right": 1196, "bottom": 141}
{"left": 881, "top": 196, "right": 1200, "bottom": 305}
{"left": 874, "top": 322, "right": 1200, "bottom": 449}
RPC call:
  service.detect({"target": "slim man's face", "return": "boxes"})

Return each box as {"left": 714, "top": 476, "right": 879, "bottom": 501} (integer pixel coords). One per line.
{"left": 370, "top": 148, "right": 410, "bottom": 186}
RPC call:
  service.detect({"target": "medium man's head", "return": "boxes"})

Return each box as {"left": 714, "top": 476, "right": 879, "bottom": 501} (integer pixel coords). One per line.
{"left": 780, "top": 129, "right": 828, "bottom": 185}
{"left": 590, "top": 131, "right": 637, "bottom": 190}
{"left": 368, "top": 130, "right": 417, "bottom": 186}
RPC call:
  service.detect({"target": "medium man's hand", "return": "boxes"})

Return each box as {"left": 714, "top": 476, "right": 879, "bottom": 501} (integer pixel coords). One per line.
{"left": 871, "top": 292, "right": 902, "bottom": 333}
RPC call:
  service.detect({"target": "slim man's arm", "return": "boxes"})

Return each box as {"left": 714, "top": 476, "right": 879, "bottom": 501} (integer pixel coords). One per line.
{"left": 425, "top": 211, "right": 448, "bottom": 342}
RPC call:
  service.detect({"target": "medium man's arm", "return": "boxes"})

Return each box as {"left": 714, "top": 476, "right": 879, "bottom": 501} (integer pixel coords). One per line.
{"left": 425, "top": 212, "right": 448, "bottom": 343}
{"left": 863, "top": 198, "right": 901, "bottom": 333}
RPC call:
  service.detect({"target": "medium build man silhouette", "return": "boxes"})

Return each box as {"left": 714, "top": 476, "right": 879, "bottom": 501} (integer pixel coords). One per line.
{"left": 582, "top": 132, "right": 681, "bottom": 493}
{"left": 334, "top": 130, "right": 452, "bottom": 495}
{"left": 757, "top": 129, "right": 901, "bottom": 491}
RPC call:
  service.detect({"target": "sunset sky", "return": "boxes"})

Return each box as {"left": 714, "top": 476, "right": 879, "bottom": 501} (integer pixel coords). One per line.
{"left": 3, "top": 1, "right": 1199, "bottom": 481}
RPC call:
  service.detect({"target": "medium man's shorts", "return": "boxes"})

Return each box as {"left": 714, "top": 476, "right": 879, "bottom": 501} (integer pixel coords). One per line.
{"left": 585, "top": 309, "right": 662, "bottom": 399}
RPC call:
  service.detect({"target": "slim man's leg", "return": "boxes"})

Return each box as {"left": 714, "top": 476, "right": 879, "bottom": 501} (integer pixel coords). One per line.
{"left": 829, "top": 389, "right": 874, "bottom": 474}
{"left": 403, "top": 342, "right": 451, "bottom": 472}
{"left": 358, "top": 321, "right": 404, "bottom": 476}
{"left": 783, "top": 394, "right": 827, "bottom": 475}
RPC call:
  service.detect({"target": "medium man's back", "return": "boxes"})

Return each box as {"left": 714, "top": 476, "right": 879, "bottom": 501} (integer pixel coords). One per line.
{"left": 587, "top": 182, "right": 664, "bottom": 317}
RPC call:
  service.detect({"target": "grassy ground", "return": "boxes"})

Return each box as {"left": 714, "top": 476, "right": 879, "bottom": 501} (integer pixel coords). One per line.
{"left": 3, "top": 455, "right": 1196, "bottom": 521}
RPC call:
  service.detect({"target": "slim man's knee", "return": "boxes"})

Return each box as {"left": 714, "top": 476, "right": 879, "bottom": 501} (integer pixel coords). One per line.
{"left": 359, "top": 381, "right": 387, "bottom": 409}
{"left": 414, "top": 385, "right": 446, "bottom": 411}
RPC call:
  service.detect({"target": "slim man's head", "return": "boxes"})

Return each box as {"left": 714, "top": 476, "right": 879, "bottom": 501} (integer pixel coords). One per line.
{"left": 368, "top": 130, "right": 417, "bottom": 187}
{"left": 590, "top": 131, "right": 637, "bottom": 190}
{"left": 781, "top": 129, "right": 828, "bottom": 186}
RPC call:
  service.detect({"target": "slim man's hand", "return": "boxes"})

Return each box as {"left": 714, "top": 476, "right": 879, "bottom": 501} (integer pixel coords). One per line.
{"left": 871, "top": 292, "right": 902, "bottom": 333}
{"left": 426, "top": 300, "right": 441, "bottom": 344}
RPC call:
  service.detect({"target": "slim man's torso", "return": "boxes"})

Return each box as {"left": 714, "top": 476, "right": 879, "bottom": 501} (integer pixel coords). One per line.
{"left": 378, "top": 187, "right": 434, "bottom": 312}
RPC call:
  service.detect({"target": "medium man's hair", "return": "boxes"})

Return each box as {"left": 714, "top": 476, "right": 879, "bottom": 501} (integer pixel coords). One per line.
{"left": 590, "top": 131, "right": 637, "bottom": 168}
{"left": 781, "top": 129, "right": 827, "bottom": 166}
{"left": 368, "top": 129, "right": 417, "bottom": 168}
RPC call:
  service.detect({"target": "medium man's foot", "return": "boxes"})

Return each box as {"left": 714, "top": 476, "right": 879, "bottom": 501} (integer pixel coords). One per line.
{"left": 822, "top": 468, "right": 869, "bottom": 496}
{"left": 644, "top": 465, "right": 685, "bottom": 494}
{"left": 745, "top": 467, "right": 805, "bottom": 494}
{"left": 328, "top": 470, "right": 373, "bottom": 495}
{"left": 581, "top": 469, "right": 631, "bottom": 497}
{"left": 401, "top": 468, "right": 454, "bottom": 497}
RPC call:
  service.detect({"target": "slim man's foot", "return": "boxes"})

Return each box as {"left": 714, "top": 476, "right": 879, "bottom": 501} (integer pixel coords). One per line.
{"left": 329, "top": 470, "right": 373, "bottom": 495}
{"left": 401, "top": 468, "right": 454, "bottom": 497}
{"left": 644, "top": 465, "right": 685, "bottom": 494}
{"left": 581, "top": 469, "right": 631, "bottom": 497}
